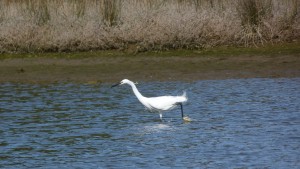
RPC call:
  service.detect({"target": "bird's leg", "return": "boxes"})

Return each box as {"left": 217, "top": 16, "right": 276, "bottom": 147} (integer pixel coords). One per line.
{"left": 179, "top": 103, "right": 184, "bottom": 118}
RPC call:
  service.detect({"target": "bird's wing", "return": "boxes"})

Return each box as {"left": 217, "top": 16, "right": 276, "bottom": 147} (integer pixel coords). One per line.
{"left": 146, "top": 95, "right": 186, "bottom": 111}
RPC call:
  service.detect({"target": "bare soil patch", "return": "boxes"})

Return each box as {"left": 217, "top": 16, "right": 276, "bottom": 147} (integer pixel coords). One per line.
{"left": 0, "top": 52, "right": 299, "bottom": 83}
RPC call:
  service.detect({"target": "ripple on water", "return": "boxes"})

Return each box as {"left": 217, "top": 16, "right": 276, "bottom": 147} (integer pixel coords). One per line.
{"left": 0, "top": 78, "right": 299, "bottom": 168}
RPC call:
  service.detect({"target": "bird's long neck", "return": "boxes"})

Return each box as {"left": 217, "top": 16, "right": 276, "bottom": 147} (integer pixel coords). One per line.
{"left": 128, "top": 81, "right": 146, "bottom": 104}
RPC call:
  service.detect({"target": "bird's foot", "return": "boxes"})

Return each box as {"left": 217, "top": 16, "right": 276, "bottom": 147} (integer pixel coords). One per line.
{"left": 183, "top": 116, "right": 192, "bottom": 122}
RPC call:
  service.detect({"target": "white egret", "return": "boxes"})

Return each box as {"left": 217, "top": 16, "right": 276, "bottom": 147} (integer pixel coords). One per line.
{"left": 111, "top": 79, "right": 189, "bottom": 121}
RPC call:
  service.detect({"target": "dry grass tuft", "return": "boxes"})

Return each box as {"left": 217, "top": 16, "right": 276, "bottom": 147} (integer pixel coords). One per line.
{"left": 0, "top": 0, "right": 299, "bottom": 53}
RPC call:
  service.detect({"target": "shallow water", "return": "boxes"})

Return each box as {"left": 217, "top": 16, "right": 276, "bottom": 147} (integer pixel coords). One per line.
{"left": 0, "top": 78, "right": 299, "bottom": 168}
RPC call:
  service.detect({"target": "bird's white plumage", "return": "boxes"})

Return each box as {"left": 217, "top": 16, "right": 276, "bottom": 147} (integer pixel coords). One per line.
{"left": 145, "top": 95, "right": 187, "bottom": 111}
{"left": 112, "top": 79, "right": 188, "bottom": 120}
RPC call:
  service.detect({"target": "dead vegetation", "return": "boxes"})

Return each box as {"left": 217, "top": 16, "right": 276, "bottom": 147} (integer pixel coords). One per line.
{"left": 0, "top": 0, "right": 299, "bottom": 53}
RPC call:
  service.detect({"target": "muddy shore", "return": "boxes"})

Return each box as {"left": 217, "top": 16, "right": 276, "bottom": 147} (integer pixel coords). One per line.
{"left": 0, "top": 46, "right": 299, "bottom": 83}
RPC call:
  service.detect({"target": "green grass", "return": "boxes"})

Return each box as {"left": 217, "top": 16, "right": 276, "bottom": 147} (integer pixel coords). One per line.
{"left": 0, "top": 42, "right": 299, "bottom": 60}
{"left": 122, "top": 42, "right": 300, "bottom": 57}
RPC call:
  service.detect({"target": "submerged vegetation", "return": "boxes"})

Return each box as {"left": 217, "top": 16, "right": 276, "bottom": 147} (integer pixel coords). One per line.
{"left": 0, "top": 0, "right": 299, "bottom": 53}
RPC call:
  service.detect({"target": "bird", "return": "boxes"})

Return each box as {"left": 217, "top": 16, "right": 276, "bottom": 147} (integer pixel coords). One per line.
{"left": 111, "top": 79, "right": 189, "bottom": 121}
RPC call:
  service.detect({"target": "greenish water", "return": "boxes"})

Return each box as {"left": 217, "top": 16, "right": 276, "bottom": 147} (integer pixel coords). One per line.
{"left": 0, "top": 78, "right": 299, "bottom": 168}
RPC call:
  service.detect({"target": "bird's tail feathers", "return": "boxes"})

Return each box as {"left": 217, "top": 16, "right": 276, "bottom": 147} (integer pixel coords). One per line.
{"left": 181, "top": 91, "right": 188, "bottom": 102}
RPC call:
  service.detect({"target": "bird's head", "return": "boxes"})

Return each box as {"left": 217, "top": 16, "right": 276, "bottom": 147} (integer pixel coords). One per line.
{"left": 111, "top": 79, "right": 131, "bottom": 88}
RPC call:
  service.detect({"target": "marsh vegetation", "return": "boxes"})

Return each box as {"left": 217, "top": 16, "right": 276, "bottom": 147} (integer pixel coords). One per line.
{"left": 0, "top": 0, "right": 299, "bottom": 53}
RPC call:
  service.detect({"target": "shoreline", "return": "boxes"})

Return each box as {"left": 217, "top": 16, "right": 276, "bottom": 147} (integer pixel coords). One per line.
{"left": 0, "top": 44, "right": 299, "bottom": 83}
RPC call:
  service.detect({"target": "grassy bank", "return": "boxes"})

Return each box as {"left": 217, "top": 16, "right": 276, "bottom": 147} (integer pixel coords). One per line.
{"left": 0, "top": 41, "right": 299, "bottom": 59}
{"left": 0, "top": 0, "right": 299, "bottom": 53}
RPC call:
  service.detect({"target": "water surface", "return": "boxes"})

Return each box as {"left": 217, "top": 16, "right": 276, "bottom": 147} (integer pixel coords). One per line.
{"left": 1, "top": 78, "right": 299, "bottom": 168}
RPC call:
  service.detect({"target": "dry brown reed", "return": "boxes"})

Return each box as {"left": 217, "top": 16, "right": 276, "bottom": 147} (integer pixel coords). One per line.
{"left": 0, "top": 0, "right": 299, "bottom": 53}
